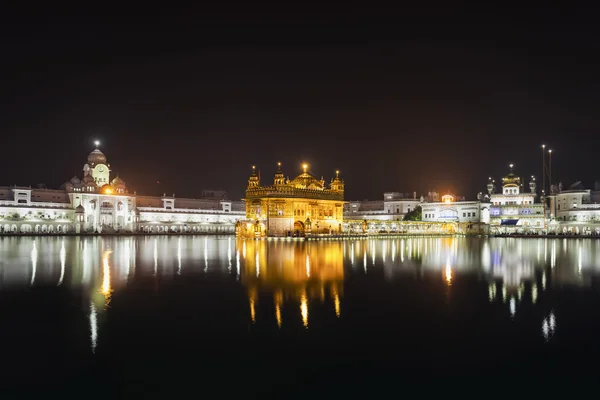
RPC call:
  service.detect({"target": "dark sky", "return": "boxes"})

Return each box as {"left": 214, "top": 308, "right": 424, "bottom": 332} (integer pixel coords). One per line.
{"left": 2, "top": 7, "right": 599, "bottom": 200}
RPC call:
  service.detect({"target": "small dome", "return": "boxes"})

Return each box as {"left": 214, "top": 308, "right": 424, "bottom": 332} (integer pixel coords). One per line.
{"left": 83, "top": 175, "right": 96, "bottom": 184}
{"left": 70, "top": 176, "right": 81, "bottom": 184}
{"left": 87, "top": 148, "right": 107, "bottom": 166}
{"left": 111, "top": 176, "right": 125, "bottom": 186}
{"left": 75, "top": 205, "right": 85, "bottom": 213}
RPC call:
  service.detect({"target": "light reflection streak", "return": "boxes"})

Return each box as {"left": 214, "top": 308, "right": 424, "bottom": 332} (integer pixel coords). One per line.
{"left": 153, "top": 239, "right": 158, "bottom": 276}
{"left": 401, "top": 239, "right": 405, "bottom": 262}
{"left": 532, "top": 284, "right": 538, "bottom": 304}
{"left": 391, "top": 240, "right": 395, "bottom": 262}
{"left": 58, "top": 240, "right": 65, "bottom": 286}
{"left": 275, "top": 304, "right": 282, "bottom": 328}
{"left": 204, "top": 236, "right": 208, "bottom": 273}
{"left": 177, "top": 237, "right": 182, "bottom": 275}
{"left": 256, "top": 252, "right": 260, "bottom": 277}
{"left": 89, "top": 302, "right": 97, "bottom": 353}
{"left": 300, "top": 293, "right": 308, "bottom": 328}
{"left": 363, "top": 252, "right": 367, "bottom": 273}
{"left": 235, "top": 250, "right": 240, "bottom": 280}
{"left": 227, "top": 237, "right": 232, "bottom": 273}
{"left": 101, "top": 250, "right": 113, "bottom": 307}
{"left": 578, "top": 245, "right": 582, "bottom": 274}
{"left": 509, "top": 297, "right": 516, "bottom": 317}
{"left": 242, "top": 241, "right": 247, "bottom": 259}
{"left": 542, "top": 309, "right": 556, "bottom": 341}
{"left": 30, "top": 241, "right": 38, "bottom": 286}
{"left": 382, "top": 241, "right": 386, "bottom": 263}
{"left": 350, "top": 243, "right": 354, "bottom": 265}
{"left": 124, "top": 240, "right": 131, "bottom": 282}
{"left": 488, "top": 283, "right": 496, "bottom": 301}
{"left": 334, "top": 293, "right": 340, "bottom": 317}
{"left": 372, "top": 241, "right": 375, "bottom": 266}
{"left": 306, "top": 254, "right": 310, "bottom": 277}
{"left": 445, "top": 256, "right": 452, "bottom": 286}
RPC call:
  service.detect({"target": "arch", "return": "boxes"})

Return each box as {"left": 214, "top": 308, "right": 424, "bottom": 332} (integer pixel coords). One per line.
{"left": 293, "top": 220, "right": 305, "bottom": 236}
{"left": 35, "top": 224, "right": 40, "bottom": 233}
{"left": 11, "top": 224, "right": 17, "bottom": 233}
{"left": 20, "top": 224, "right": 32, "bottom": 233}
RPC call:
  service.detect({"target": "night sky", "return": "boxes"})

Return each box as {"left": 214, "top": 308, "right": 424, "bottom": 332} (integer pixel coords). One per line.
{"left": 2, "top": 7, "right": 599, "bottom": 201}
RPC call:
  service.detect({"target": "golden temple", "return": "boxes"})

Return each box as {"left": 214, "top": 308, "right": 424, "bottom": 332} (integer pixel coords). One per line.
{"left": 237, "top": 163, "right": 346, "bottom": 237}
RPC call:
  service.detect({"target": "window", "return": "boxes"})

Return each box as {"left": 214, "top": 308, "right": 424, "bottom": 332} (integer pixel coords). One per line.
{"left": 463, "top": 213, "right": 466, "bottom": 217}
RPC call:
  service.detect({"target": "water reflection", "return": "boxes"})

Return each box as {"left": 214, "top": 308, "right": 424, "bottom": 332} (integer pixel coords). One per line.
{"left": 1, "top": 235, "right": 600, "bottom": 348}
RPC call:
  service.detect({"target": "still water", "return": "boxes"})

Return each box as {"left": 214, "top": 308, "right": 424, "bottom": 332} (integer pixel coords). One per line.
{"left": 1, "top": 235, "right": 600, "bottom": 395}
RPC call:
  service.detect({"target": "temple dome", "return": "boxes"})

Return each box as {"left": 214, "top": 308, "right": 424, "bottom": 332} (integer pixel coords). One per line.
{"left": 290, "top": 171, "right": 323, "bottom": 190}
{"left": 75, "top": 205, "right": 85, "bottom": 213}
{"left": 70, "top": 176, "right": 81, "bottom": 184}
{"left": 83, "top": 175, "right": 96, "bottom": 184}
{"left": 112, "top": 176, "right": 125, "bottom": 186}
{"left": 87, "top": 148, "right": 107, "bottom": 166}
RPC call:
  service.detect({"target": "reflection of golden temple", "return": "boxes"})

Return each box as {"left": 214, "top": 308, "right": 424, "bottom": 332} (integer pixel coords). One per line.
{"left": 238, "top": 163, "right": 346, "bottom": 238}
{"left": 240, "top": 239, "right": 344, "bottom": 326}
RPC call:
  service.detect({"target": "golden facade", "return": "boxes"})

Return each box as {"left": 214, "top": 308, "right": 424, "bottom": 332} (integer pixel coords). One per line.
{"left": 240, "top": 239, "right": 344, "bottom": 327}
{"left": 238, "top": 163, "right": 346, "bottom": 237}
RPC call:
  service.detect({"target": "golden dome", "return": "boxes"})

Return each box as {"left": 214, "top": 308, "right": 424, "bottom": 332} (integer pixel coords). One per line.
{"left": 290, "top": 171, "right": 323, "bottom": 190}
{"left": 87, "top": 148, "right": 107, "bottom": 166}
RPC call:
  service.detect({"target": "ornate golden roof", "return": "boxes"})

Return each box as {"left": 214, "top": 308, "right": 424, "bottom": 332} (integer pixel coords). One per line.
{"left": 290, "top": 171, "right": 324, "bottom": 190}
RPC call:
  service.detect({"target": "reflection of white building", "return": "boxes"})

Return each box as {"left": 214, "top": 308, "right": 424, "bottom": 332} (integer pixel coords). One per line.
{"left": 488, "top": 165, "right": 544, "bottom": 232}
{"left": 0, "top": 144, "right": 245, "bottom": 235}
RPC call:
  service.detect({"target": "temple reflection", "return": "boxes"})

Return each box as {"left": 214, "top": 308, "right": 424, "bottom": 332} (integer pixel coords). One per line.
{"left": 239, "top": 239, "right": 344, "bottom": 328}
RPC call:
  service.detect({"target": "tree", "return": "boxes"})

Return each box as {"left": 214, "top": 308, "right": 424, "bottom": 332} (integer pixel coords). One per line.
{"left": 403, "top": 206, "right": 422, "bottom": 221}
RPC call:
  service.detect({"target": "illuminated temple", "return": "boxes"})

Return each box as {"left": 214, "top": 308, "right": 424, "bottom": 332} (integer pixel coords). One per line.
{"left": 238, "top": 163, "right": 346, "bottom": 237}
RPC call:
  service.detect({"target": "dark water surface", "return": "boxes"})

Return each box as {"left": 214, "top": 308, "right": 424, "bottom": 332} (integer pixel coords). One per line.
{"left": 1, "top": 235, "right": 600, "bottom": 396}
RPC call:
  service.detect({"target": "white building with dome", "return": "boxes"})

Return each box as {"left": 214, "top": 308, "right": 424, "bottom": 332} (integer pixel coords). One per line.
{"left": 0, "top": 143, "right": 245, "bottom": 235}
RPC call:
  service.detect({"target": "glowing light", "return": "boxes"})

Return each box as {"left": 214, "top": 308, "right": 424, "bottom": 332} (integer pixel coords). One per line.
{"left": 101, "top": 250, "right": 113, "bottom": 306}
{"left": 578, "top": 245, "right": 582, "bottom": 274}
{"left": 256, "top": 251, "right": 260, "bottom": 277}
{"left": 391, "top": 240, "right": 395, "bottom": 262}
{"left": 532, "top": 284, "right": 538, "bottom": 304}
{"left": 58, "top": 240, "right": 65, "bottom": 286}
{"left": 363, "top": 252, "right": 367, "bottom": 273}
{"left": 334, "top": 293, "right": 340, "bottom": 318}
{"left": 104, "top": 188, "right": 112, "bottom": 194}
{"left": 242, "top": 241, "right": 247, "bottom": 259}
{"left": 300, "top": 293, "right": 309, "bottom": 328}
{"left": 302, "top": 163, "right": 308, "bottom": 173}
{"left": 89, "top": 302, "right": 98, "bottom": 353}
{"left": 445, "top": 257, "right": 452, "bottom": 286}
{"left": 30, "top": 241, "right": 37, "bottom": 286}
{"left": 94, "top": 140, "right": 100, "bottom": 147}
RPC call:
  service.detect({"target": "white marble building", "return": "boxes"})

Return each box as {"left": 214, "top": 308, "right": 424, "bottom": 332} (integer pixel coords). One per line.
{"left": 421, "top": 194, "right": 489, "bottom": 224}
{"left": 344, "top": 192, "right": 422, "bottom": 221}
{"left": 546, "top": 181, "right": 600, "bottom": 235}
{"left": 0, "top": 143, "right": 245, "bottom": 234}
{"left": 487, "top": 165, "right": 544, "bottom": 232}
